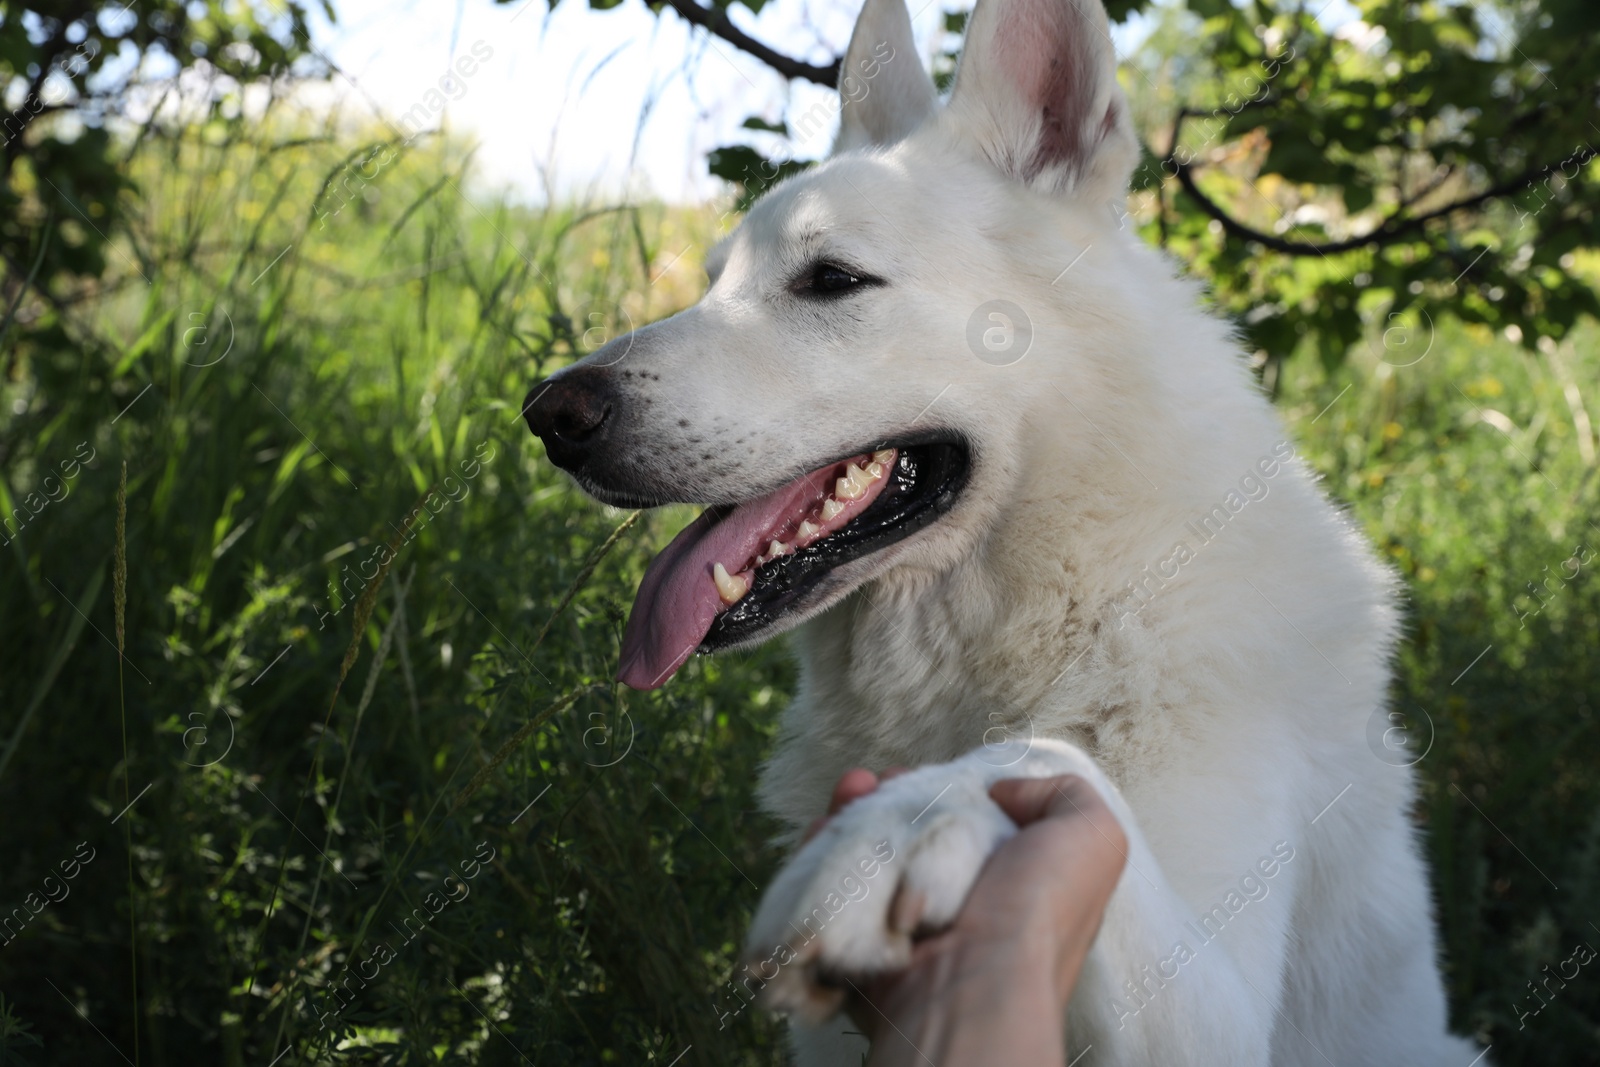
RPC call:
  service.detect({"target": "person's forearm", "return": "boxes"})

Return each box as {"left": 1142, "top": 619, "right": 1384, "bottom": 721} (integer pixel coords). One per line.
{"left": 865, "top": 939, "right": 1068, "bottom": 1067}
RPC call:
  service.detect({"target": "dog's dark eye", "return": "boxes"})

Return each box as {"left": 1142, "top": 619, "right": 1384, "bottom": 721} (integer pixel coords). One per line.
{"left": 806, "top": 263, "right": 869, "bottom": 295}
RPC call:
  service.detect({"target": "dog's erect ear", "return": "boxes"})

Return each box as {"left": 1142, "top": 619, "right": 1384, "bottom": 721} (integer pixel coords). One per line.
{"left": 832, "top": 0, "right": 937, "bottom": 155}
{"left": 946, "top": 0, "right": 1138, "bottom": 200}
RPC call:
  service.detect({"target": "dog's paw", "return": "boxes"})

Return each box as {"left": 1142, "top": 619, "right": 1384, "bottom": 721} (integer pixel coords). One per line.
{"left": 741, "top": 763, "right": 1017, "bottom": 1022}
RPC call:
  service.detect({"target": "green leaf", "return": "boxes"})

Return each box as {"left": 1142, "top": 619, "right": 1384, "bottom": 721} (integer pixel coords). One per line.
{"left": 707, "top": 145, "right": 814, "bottom": 211}
{"left": 740, "top": 116, "right": 788, "bottom": 135}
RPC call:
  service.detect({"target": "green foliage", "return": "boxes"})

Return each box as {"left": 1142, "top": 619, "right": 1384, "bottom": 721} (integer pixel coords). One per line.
{"left": 0, "top": 2, "right": 325, "bottom": 355}
{"left": 681, "top": 0, "right": 1600, "bottom": 376}
{"left": 1126, "top": 0, "right": 1600, "bottom": 378}
{"left": 0, "top": 111, "right": 790, "bottom": 1064}
{"left": 0, "top": 992, "right": 43, "bottom": 1066}
{"left": 1279, "top": 311, "right": 1600, "bottom": 1057}
{"left": 707, "top": 142, "right": 813, "bottom": 212}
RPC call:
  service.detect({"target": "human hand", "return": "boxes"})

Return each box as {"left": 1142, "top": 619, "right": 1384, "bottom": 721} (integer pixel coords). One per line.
{"left": 802, "top": 767, "right": 1127, "bottom": 1067}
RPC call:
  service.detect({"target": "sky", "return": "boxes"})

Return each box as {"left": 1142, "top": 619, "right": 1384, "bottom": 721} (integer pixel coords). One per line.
{"left": 25, "top": 0, "right": 1361, "bottom": 205}
{"left": 305, "top": 0, "right": 894, "bottom": 202}
{"left": 299, "top": 0, "right": 1370, "bottom": 204}
{"left": 303, "top": 0, "right": 1163, "bottom": 204}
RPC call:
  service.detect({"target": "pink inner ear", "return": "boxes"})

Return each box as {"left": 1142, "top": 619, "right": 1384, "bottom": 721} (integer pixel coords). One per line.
{"left": 995, "top": 0, "right": 1108, "bottom": 180}
{"left": 1098, "top": 101, "right": 1118, "bottom": 139}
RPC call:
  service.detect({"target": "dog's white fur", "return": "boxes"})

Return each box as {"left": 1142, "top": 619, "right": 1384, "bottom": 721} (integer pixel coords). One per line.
{"left": 566, "top": 0, "right": 1486, "bottom": 1060}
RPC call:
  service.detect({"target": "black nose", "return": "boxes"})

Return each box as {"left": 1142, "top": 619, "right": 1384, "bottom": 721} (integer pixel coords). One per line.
{"left": 523, "top": 368, "right": 614, "bottom": 473}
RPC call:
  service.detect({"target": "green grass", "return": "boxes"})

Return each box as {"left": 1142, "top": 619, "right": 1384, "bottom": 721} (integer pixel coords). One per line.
{"left": 0, "top": 110, "right": 1596, "bottom": 1065}
{"left": 1280, "top": 318, "right": 1600, "bottom": 1056}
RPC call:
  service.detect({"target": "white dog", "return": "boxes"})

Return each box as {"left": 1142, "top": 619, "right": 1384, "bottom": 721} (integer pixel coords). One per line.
{"left": 522, "top": 0, "right": 1486, "bottom": 1061}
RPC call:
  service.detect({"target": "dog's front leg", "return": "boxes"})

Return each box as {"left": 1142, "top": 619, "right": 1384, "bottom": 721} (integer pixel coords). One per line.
{"left": 746, "top": 739, "right": 1281, "bottom": 1067}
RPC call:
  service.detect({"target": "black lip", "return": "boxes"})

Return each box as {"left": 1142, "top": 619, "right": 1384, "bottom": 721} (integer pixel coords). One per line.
{"left": 575, "top": 478, "right": 681, "bottom": 510}
{"left": 699, "top": 438, "right": 970, "bottom": 652}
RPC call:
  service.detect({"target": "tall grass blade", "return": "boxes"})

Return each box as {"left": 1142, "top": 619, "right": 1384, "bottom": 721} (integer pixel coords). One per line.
{"left": 115, "top": 460, "right": 139, "bottom": 1066}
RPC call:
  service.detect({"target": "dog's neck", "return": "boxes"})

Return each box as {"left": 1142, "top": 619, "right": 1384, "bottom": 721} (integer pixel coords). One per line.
{"left": 767, "top": 345, "right": 1307, "bottom": 808}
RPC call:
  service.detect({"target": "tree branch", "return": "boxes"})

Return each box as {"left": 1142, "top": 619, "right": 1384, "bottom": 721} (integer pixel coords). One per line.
{"left": 656, "top": 0, "right": 839, "bottom": 86}
{"left": 1166, "top": 136, "right": 1582, "bottom": 257}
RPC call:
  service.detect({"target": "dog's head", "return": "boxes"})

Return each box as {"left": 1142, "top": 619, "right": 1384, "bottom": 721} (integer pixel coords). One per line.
{"left": 524, "top": 0, "right": 1143, "bottom": 689}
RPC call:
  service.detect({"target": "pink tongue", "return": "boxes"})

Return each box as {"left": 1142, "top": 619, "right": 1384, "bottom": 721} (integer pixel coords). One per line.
{"left": 618, "top": 464, "right": 842, "bottom": 690}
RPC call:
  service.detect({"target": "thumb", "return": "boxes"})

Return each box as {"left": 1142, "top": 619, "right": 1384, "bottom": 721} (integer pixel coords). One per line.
{"left": 989, "top": 774, "right": 1116, "bottom": 828}
{"left": 990, "top": 774, "right": 1130, "bottom": 879}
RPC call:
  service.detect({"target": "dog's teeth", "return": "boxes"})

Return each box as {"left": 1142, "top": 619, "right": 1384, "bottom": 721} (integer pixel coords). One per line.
{"left": 836, "top": 464, "right": 870, "bottom": 500}
{"left": 766, "top": 539, "right": 790, "bottom": 559}
{"left": 713, "top": 562, "right": 749, "bottom": 604}
{"left": 797, "top": 520, "right": 821, "bottom": 542}
{"left": 821, "top": 498, "right": 845, "bottom": 521}
{"left": 866, "top": 461, "right": 884, "bottom": 480}
{"left": 872, "top": 449, "right": 895, "bottom": 466}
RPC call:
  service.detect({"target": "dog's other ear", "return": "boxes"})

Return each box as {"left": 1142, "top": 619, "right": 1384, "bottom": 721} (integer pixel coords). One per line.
{"left": 832, "top": 0, "right": 936, "bottom": 155}
{"left": 946, "top": 0, "right": 1137, "bottom": 201}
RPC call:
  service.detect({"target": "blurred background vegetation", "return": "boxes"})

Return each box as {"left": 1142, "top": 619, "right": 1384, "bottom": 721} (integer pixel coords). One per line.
{"left": 1, "top": 0, "right": 1597, "bottom": 1064}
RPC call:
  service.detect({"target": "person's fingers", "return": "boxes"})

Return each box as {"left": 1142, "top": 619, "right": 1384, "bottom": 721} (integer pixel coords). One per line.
{"left": 988, "top": 774, "right": 1083, "bottom": 825}
{"left": 830, "top": 768, "right": 880, "bottom": 814}
{"left": 989, "top": 774, "right": 1129, "bottom": 857}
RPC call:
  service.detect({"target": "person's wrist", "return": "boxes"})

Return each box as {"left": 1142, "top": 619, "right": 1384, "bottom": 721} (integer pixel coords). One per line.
{"left": 950, "top": 890, "right": 1083, "bottom": 1010}
{"left": 862, "top": 935, "right": 1066, "bottom": 1067}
